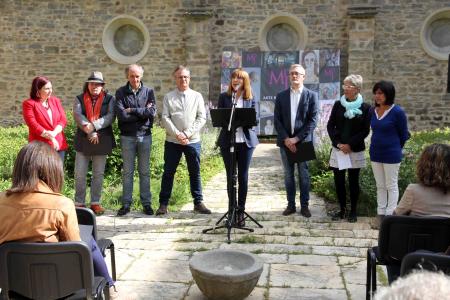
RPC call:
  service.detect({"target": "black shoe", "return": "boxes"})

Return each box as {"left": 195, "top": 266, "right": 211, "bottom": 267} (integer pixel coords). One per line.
{"left": 194, "top": 203, "right": 211, "bottom": 214}
{"left": 143, "top": 205, "right": 154, "bottom": 215}
{"left": 330, "top": 209, "right": 347, "bottom": 221}
{"left": 117, "top": 205, "right": 130, "bottom": 216}
{"left": 348, "top": 213, "right": 357, "bottom": 223}
{"left": 300, "top": 207, "right": 311, "bottom": 218}
{"left": 156, "top": 205, "right": 168, "bottom": 216}
{"left": 282, "top": 206, "right": 296, "bottom": 216}
{"left": 236, "top": 211, "right": 246, "bottom": 227}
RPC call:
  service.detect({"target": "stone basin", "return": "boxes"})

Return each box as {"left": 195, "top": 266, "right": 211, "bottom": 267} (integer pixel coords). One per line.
{"left": 189, "top": 249, "right": 263, "bottom": 300}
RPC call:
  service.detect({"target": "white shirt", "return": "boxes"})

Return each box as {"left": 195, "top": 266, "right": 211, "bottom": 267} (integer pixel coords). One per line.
{"left": 290, "top": 87, "right": 303, "bottom": 135}
{"left": 235, "top": 95, "right": 245, "bottom": 143}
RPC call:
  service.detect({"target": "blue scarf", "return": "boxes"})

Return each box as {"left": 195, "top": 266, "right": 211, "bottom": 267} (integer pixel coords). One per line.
{"left": 340, "top": 94, "right": 363, "bottom": 119}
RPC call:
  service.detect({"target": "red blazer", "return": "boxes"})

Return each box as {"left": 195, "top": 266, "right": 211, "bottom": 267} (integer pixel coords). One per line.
{"left": 22, "top": 96, "right": 68, "bottom": 151}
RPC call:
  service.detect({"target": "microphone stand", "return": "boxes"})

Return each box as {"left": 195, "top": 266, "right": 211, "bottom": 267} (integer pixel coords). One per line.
{"left": 203, "top": 90, "right": 263, "bottom": 243}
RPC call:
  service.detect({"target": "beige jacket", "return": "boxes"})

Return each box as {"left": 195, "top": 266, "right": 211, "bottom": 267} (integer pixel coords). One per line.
{"left": 394, "top": 183, "right": 450, "bottom": 217}
{"left": 0, "top": 182, "right": 81, "bottom": 244}
{"left": 161, "top": 88, "right": 206, "bottom": 144}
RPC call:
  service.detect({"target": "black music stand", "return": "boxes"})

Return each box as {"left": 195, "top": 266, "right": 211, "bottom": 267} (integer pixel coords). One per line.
{"left": 203, "top": 107, "right": 263, "bottom": 243}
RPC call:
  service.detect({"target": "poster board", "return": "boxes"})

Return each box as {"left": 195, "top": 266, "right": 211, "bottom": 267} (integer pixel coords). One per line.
{"left": 219, "top": 50, "right": 341, "bottom": 138}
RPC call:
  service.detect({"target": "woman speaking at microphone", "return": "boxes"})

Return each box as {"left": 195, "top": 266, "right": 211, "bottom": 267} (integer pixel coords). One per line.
{"left": 217, "top": 68, "right": 259, "bottom": 227}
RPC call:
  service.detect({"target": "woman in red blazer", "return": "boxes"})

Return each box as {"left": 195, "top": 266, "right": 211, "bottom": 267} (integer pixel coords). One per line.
{"left": 22, "top": 76, "right": 68, "bottom": 160}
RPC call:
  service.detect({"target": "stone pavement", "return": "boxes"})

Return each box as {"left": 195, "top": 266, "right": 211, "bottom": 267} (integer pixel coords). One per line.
{"left": 97, "top": 143, "right": 386, "bottom": 300}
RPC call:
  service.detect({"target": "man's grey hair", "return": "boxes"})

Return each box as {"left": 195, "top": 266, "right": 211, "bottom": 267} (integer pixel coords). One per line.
{"left": 344, "top": 74, "right": 363, "bottom": 90}
{"left": 374, "top": 271, "right": 450, "bottom": 300}
{"left": 172, "top": 65, "right": 190, "bottom": 76}
{"left": 125, "top": 64, "right": 144, "bottom": 77}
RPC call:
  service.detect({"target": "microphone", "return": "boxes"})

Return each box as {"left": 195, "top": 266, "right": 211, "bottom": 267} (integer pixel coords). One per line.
{"left": 232, "top": 84, "right": 240, "bottom": 105}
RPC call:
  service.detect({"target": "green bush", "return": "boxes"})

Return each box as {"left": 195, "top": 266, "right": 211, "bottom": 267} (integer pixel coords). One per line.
{"left": 310, "top": 128, "right": 450, "bottom": 216}
{"left": 0, "top": 115, "right": 224, "bottom": 212}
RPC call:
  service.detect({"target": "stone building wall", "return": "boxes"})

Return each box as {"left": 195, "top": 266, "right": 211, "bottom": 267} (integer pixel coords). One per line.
{"left": 0, "top": 0, "right": 448, "bottom": 130}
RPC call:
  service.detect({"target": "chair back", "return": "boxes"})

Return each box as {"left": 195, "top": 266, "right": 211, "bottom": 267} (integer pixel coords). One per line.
{"left": 378, "top": 215, "right": 450, "bottom": 265}
{"left": 400, "top": 251, "right": 450, "bottom": 276}
{"left": 0, "top": 242, "right": 94, "bottom": 300}
{"left": 76, "top": 207, "right": 98, "bottom": 241}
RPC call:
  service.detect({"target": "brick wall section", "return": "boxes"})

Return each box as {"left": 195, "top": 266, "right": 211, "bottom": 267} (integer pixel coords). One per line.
{"left": 0, "top": 0, "right": 448, "bottom": 130}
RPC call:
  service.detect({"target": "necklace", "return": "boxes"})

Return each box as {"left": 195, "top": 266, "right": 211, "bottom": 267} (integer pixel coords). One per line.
{"left": 42, "top": 100, "right": 49, "bottom": 109}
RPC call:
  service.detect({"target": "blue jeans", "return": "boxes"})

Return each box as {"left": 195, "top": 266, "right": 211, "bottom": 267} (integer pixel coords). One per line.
{"left": 279, "top": 147, "right": 310, "bottom": 208}
{"left": 89, "top": 237, "right": 114, "bottom": 286}
{"left": 74, "top": 152, "right": 107, "bottom": 205}
{"left": 159, "top": 141, "right": 203, "bottom": 205}
{"left": 220, "top": 143, "right": 255, "bottom": 210}
{"left": 120, "top": 135, "right": 152, "bottom": 206}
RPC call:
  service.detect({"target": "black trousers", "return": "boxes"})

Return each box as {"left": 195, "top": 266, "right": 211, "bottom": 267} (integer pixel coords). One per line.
{"left": 332, "top": 168, "right": 361, "bottom": 214}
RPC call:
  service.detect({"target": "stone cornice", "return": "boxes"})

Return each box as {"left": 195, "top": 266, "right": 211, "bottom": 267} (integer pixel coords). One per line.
{"left": 347, "top": 5, "right": 378, "bottom": 18}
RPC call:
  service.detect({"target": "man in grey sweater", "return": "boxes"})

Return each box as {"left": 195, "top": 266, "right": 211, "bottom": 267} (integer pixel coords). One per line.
{"left": 156, "top": 65, "right": 211, "bottom": 215}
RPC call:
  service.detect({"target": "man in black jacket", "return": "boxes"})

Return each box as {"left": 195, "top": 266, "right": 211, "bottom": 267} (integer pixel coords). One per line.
{"left": 115, "top": 64, "right": 156, "bottom": 216}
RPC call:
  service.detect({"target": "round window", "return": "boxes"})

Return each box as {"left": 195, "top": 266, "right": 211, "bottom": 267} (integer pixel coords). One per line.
{"left": 420, "top": 9, "right": 450, "bottom": 60}
{"left": 266, "top": 23, "right": 300, "bottom": 51}
{"left": 259, "top": 14, "right": 308, "bottom": 51}
{"left": 103, "top": 15, "right": 150, "bottom": 64}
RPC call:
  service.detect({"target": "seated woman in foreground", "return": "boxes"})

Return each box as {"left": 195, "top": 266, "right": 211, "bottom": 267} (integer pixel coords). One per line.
{"left": 385, "top": 143, "right": 450, "bottom": 284}
{"left": 394, "top": 143, "right": 450, "bottom": 217}
{"left": 0, "top": 141, "right": 119, "bottom": 298}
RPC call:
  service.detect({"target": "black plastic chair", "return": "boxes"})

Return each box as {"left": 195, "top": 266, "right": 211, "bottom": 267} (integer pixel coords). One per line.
{"left": 0, "top": 241, "right": 107, "bottom": 300}
{"left": 400, "top": 251, "right": 450, "bottom": 276}
{"left": 366, "top": 215, "right": 450, "bottom": 300}
{"left": 76, "top": 207, "right": 116, "bottom": 281}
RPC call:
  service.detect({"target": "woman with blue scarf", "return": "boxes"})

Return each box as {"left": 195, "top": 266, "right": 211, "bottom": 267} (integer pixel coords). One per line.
{"left": 327, "top": 74, "right": 371, "bottom": 222}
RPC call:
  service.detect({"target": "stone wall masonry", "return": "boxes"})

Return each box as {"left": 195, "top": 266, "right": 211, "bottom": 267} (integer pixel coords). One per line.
{"left": 0, "top": 0, "right": 449, "bottom": 130}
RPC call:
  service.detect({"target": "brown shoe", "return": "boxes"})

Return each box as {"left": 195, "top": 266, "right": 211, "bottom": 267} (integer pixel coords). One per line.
{"left": 156, "top": 205, "right": 168, "bottom": 216}
{"left": 300, "top": 206, "right": 311, "bottom": 218}
{"left": 90, "top": 204, "right": 105, "bottom": 216}
{"left": 194, "top": 202, "right": 211, "bottom": 214}
{"left": 282, "top": 206, "right": 296, "bottom": 216}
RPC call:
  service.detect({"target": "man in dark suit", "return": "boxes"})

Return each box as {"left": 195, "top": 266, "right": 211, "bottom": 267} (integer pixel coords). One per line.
{"left": 274, "top": 64, "right": 319, "bottom": 217}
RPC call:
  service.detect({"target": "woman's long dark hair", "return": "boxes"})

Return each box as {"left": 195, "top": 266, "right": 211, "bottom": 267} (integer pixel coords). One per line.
{"left": 6, "top": 142, "right": 64, "bottom": 195}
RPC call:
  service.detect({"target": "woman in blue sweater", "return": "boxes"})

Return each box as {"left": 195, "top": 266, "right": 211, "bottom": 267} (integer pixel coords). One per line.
{"left": 370, "top": 81, "right": 409, "bottom": 223}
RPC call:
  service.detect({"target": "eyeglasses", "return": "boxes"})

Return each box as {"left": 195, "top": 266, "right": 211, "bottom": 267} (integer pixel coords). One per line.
{"left": 342, "top": 85, "right": 357, "bottom": 89}
{"left": 289, "top": 72, "right": 305, "bottom": 76}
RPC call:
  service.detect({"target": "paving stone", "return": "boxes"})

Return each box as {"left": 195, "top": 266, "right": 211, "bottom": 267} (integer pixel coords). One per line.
{"left": 341, "top": 260, "right": 367, "bottom": 285}
{"left": 288, "top": 254, "right": 337, "bottom": 266}
{"left": 309, "top": 229, "right": 355, "bottom": 238}
{"left": 346, "top": 284, "right": 366, "bottom": 300}
{"left": 354, "top": 229, "right": 379, "bottom": 239}
{"left": 257, "top": 263, "right": 270, "bottom": 286}
{"left": 121, "top": 259, "right": 192, "bottom": 283}
{"left": 116, "top": 281, "right": 188, "bottom": 300}
{"left": 257, "top": 253, "right": 288, "bottom": 264}
{"left": 269, "top": 287, "right": 348, "bottom": 300}
{"left": 311, "top": 245, "right": 362, "bottom": 257}
{"left": 270, "top": 264, "right": 344, "bottom": 289}
{"left": 185, "top": 285, "right": 266, "bottom": 300}
{"left": 333, "top": 237, "right": 377, "bottom": 248}
{"left": 287, "top": 236, "right": 334, "bottom": 246}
